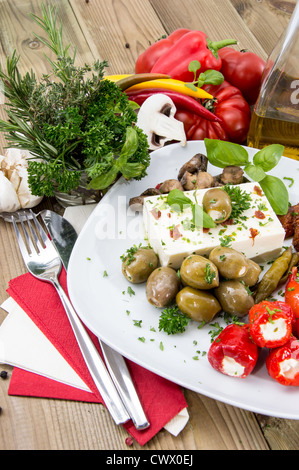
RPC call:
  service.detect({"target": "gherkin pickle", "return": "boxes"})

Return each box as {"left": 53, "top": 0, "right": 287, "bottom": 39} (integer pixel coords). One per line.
{"left": 146, "top": 266, "right": 180, "bottom": 307}
{"left": 176, "top": 286, "right": 221, "bottom": 322}
{"left": 121, "top": 246, "right": 158, "bottom": 283}
{"left": 180, "top": 254, "right": 219, "bottom": 290}
{"left": 202, "top": 188, "right": 232, "bottom": 224}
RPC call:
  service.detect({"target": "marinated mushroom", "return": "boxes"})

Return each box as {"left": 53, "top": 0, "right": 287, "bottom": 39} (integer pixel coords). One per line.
{"left": 195, "top": 171, "right": 214, "bottom": 189}
{"left": 180, "top": 171, "right": 197, "bottom": 191}
{"left": 209, "top": 246, "right": 249, "bottom": 279}
{"left": 178, "top": 153, "right": 208, "bottom": 180}
{"left": 176, "top": 286, "right": 221, "bottom": 322}
{"left": 159, "top": 179, "right": 183, "bottom": 193}
{"left": 180, "top": 254, "right": 219, "bottom": 290}
{"left": 146, "top": 266, "right": 180, "bottom": 307}
{"left": 129, "top": 188, "right": 161, "bottom": 211}
{"left": 214, "top": 280, "right": 255, "bottom": 317}
{"left": 202, "top": 187, "right": 232, "bottom": 224}
{"left": 220, "top": 165, "right": 244, "bottom": 185}
{"left": 121, "top": 246, "right": 159, "bottom": 283}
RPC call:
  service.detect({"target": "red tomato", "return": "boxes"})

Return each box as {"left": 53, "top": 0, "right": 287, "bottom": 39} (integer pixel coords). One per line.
{"left": 218, "top": 47, "right": 265, "bottom": 105}
{"left": 174, "top": 81, "right": 251, "bottom": 144}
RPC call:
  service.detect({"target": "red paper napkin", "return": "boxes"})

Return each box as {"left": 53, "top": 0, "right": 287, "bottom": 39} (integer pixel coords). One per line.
{"left": 6, "top": 271, "right": 187, "bottom": 446}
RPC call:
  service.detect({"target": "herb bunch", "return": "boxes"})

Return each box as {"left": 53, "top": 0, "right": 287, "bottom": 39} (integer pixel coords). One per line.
{"left": 0, "top": 4, "right": 149, "bottom": 196}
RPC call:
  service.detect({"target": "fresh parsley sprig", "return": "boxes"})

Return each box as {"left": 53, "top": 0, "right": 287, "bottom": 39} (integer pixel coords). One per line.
{"left": 159, "top": 305, "right": 190, "bottom": 335}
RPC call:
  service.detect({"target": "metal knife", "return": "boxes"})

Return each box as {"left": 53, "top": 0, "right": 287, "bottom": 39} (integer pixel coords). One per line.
{"left": 40, "top": 209, "right": 150, "bottom": 430}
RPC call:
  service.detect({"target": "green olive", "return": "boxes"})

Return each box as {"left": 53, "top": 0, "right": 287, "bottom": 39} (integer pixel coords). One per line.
{"left": 180, "top": 254, "right": 219, "bottom": 290}
{"left": 214, "top": 280, "right": 254, "bottom": 317}
{"left": 238, "top": 259, "right": 262, "bottom": 287}
{"left": 202, "top": 188, "right": 232, "bottom": 224}
{"left": 146, "top": 266, "right": 180, "bottom": 307}
{"left": 176, "top": 286, "right": 221, "bottom": 322}
{"left": 122, "top": 247, "right": 158, "bottom": 283}
{"left": 209, "top": 246, "right": 249, "bottom": 279}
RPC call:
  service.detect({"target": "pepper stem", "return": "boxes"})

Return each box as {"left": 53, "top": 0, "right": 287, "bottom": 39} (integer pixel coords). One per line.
{"left": 207, "top": 38, "right": 238, "bottom": 58}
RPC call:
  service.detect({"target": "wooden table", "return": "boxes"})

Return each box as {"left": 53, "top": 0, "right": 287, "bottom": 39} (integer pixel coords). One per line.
{"left": 0, "top": 0, "right": 298, "bottom": 451}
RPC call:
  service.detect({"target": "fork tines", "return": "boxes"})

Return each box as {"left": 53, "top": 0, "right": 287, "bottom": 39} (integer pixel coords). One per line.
{"left": 11, "top": 209, "right": 47, "bottom": 257}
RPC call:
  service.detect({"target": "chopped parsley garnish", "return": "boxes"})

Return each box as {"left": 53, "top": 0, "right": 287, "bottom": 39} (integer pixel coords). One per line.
{"left": 204, "top": 263, "right": 216, "bottom": 284}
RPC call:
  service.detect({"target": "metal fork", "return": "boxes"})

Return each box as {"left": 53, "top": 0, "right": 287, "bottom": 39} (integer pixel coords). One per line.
{"left": 10, "top": 210, "right": 131, "bottom": 426}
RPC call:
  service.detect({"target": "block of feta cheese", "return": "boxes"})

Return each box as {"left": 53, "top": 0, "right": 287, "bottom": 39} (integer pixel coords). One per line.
{"left": 143, "top": 182, "right": 285, "bottom": 270}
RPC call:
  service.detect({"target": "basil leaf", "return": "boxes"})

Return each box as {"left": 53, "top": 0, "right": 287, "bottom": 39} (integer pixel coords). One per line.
{"left": 204, "top": 138, "right": 249, "bottom": 168}
{"left": 203, "top": 69, "right": 224, "bottom": 85}
{"left": 244, "top": 163, "right": 266, "bottom": 182}
{"left": 116, "top": 127, "right": 139, "bottom": 168}
{"left": 259, "top": 175, "right": 289, "bottom": 215}
{"left": 192, "top": 203, "right": 216, "bottom": 229}
{"left": 253, "top": 144, "right": 284, "bottom": 172}
{"left": 184, "top": 83, "right": 199, "bottom": 92}
{"left": 188, "top": 60, "right": 201, "bottom": 74}
{"left": 88, "top": 165, "right": 118, "bottom": 190}
{"left": 120, "top": 162, "right": 145, "bottom": 179}
{"left": 167, "top": 189, "right": 192, "bottom": 212}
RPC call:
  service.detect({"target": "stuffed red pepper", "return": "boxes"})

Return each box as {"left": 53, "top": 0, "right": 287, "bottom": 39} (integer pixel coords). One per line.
{"left": 208, "top": 323, "right": 259, "bottom": 378}
{"left": 266, "top": 337, "right": 299, "bottom": 386}
{"left": 249, "top": 300, "right": 294, "bottom": 349}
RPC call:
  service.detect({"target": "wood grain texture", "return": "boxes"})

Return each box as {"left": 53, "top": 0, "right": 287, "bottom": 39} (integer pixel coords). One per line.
{"left": 0, "top": 0, "right": 298, "bottom": 451}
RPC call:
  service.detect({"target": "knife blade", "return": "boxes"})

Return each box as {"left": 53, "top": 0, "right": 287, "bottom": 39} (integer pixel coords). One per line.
{"left": 40, "top": 209, "right": 150, "bottom": 430}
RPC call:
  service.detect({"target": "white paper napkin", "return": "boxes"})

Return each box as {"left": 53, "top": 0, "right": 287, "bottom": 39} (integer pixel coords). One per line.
{"left": 0, "top": 204, "right": 189, "bottom": 436}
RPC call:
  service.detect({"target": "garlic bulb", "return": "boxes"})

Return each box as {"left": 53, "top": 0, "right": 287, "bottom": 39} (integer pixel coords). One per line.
{"left": 0, "top": 148, "right": 43, "bottom": 212}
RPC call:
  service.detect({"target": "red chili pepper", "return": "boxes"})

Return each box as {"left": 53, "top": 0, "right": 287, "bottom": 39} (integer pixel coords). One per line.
{"left": 135, "top": 29, "right": 191, "bottom": 74}
{"left": 208, "top": 324, "right": 259, "bottom": 378}
{"left": 150, "top": 30, "right": 237, "bottom": 82}
{"left": 218, "top": 47, "right": 265, "bottom": 105}
{"left": 126, "top": 88, "right": 221, "bottom": 122}
{"left": 174, "top": 81, "right": 251, "bottom": 144}
{"left": 266, "top": 336, "right": 299, "bottom": 386}
{"left": 285, "top": 267, "right": 299, "bottom": 337}
{"left": 249, "top": 300, "right": 294, "bottom": 349}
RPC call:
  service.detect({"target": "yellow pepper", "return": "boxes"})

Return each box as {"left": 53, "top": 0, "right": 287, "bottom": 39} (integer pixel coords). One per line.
{"left": 104, "top": 74, "right": 132, "bottom": 82}
{"left": 125, "top": 78, "right": 213, "bottom": 100}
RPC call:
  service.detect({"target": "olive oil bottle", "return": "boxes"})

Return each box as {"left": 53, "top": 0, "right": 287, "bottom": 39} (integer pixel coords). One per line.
{"left": 247, "top": 1, "right": 299, "bottom": 160}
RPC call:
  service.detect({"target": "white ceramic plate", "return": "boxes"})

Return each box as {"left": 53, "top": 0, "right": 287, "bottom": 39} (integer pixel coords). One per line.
{"left": 67, "top": 140, "right": 299, "bottom": 419}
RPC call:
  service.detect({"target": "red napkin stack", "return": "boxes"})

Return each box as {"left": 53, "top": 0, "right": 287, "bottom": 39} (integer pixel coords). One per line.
{"left": 6, "top": 270, "right": 187, "bottom": 446}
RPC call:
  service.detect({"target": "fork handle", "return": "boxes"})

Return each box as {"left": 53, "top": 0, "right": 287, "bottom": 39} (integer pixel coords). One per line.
{"left": 50, "top": 275, "right": 130, "bottom": 425}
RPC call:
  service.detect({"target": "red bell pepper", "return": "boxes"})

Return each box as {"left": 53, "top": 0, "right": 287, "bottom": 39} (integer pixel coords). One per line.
{"left": 208, "top": 323, "right": 259, "bottom": 378}
{"left": 126, "top": 88, "right": 221, "bottom": 122}
{"left": 218, "top": 47, "right": 265, "bottom": 105}
{"left": 135, "top": 29, "right": 191, "bottom": 74}
{"left": 266, "top": 337, "right": 299, "bottom": 386}
{"left": 147, "top": 30, "right": 237, "bottom": 82}
{"left": 285, "top": 266, "right": 299, "bottom": 337}
{"left": 174, "top": 80, "right": 251, "bottom": 144}
{"left": 249, "top": 300, "right": 294, "bottom": 349}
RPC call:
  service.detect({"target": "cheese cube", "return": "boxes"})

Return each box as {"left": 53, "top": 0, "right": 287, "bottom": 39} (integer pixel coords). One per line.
{"left": 143, "top": 182, "right": 285, "bottom": 269}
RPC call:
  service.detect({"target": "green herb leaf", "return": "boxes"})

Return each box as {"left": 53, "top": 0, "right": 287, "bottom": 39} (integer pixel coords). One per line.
{"left": 88, "top": 165, "right": 118, "bottom": 190}
{"left": 244, "top": 163, "right": 266, "bottom": 182}
{"left": 252, "top": 144, "right": 284, "bottom": 172}
{"left": 192, "top": 203, "right": 216, "bottom": 228}
{"left": 204, "top": 138, "right": 249, "bottom": 168}
{"left": 259, "top": 175, "right": 289, "bottom": 215}
{"left": 202, "top": 69, "right": 224, "bottom": 85}
{"left": 188, "top": 60, "right": 201, "bottom": 74}
{"left": 167, "top": 189, "right": 192, "bottom": 211}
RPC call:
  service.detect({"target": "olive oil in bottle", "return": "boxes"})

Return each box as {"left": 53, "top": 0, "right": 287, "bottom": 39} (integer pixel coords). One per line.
{"left": 247, "top": 1, "right": 299, "bottom": 160}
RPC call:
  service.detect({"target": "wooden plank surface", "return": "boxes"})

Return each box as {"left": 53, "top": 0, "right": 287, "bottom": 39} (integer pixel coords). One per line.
{"left": 0, "top": 0, "right": 298, "bottom": 451}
